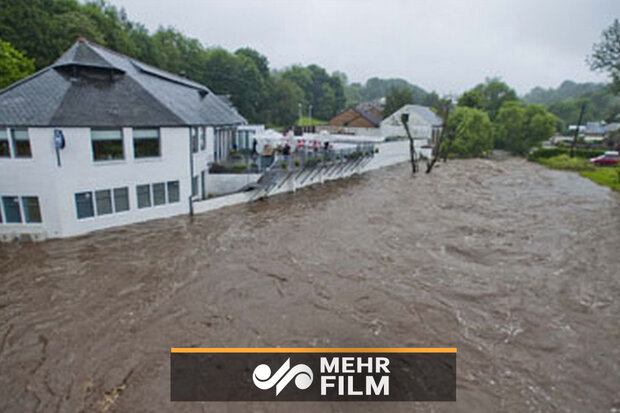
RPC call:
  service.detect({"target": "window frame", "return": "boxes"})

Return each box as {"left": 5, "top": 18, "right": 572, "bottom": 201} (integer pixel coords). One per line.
{"left": 91, "top": 128, "right": 125, "bottom": 162}
{"left": 113, "top": 187, "right": 130, "bottom": 213}
{"left": 2, "top": 196, "right": 22, "bottom": 223}
{"left": 10, "top": 128, "right": 32, "bottom": 158}
{"left": 133, "top": 128, "right": 161, "bottom": 159}
{"left": 136, "top": 184, "right": 152, "bottom": 209}
{"left": 21, "top": 196, "right": 42, "bottom": 223}
{"left": 75, "top": 192, "right": 95, "bottom": 220}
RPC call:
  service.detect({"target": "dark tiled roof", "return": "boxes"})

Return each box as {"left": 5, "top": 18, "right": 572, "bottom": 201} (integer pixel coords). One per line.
{"left": 353, "top": 106, "right": 382, "bottom": 127}
{"left": 0, "top": 39, "right": 246, "bottom": 127}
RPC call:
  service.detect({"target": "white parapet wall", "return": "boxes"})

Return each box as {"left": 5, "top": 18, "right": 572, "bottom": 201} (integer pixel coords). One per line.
{"left": 192, "top": 140, "right": 411, "bottom": 215}
{"left": 204, "top": 173, "right": 262, "bottom": 196}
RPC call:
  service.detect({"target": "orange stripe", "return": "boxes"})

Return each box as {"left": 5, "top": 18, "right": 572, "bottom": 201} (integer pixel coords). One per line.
{"left": 170, "top": 348, "right": 456, "bottom": 353}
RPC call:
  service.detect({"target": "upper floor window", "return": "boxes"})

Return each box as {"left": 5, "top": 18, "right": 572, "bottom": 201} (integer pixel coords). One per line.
{"left": 200, "top": 127, "right": 206, "bottom": 151}
{"left": 133, "top": 128, "right": 160, "bottom": 158}
{"left": 0, "top": 130, "right": 10, "bottom": 157}
{"left": 191, "top": 127, "right": 198, "bottom": 153}
{"left": 92, "top": 129, "right": 124, "bottom": 161}
{"left": 11, "top": 128, "right": 31, "bottom": 158}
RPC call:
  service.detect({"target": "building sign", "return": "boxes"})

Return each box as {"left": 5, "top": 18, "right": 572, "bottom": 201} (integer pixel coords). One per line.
{"left": 171, "top": 348, "right": 456, "bottom": 401}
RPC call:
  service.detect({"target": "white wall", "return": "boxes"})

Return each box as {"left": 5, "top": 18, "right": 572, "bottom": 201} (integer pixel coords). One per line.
{"left": 380, "top": 107, "right": 433, "bottom": 140}
{"left": 0, "top": 126, "right": 191, "bottom": 239}
{"left": 205, "top": 173, "right": 261, "bottom": 195}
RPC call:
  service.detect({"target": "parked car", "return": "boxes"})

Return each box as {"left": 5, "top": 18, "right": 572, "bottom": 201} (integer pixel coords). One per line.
{"left": 589, "top": 151, "right": 619, "bottom": 166}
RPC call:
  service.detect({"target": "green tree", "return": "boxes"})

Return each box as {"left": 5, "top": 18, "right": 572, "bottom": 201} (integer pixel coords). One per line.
{"left": 383, "top": 87, "right": 413, "bottom": 117}
{"left": 0, "top": 37, "right": 35, "bottom": 89}
{"left": 495, "top": 101, "right": 556, "bottom": 154}
{"left": 458, "top": 78, "right": 517, "bottom": 120}
{"left": 589, "top": 19, "right": 620, "bottom": 93}
{"left": 445, "top": 106, "right": 493, "bottom": 157}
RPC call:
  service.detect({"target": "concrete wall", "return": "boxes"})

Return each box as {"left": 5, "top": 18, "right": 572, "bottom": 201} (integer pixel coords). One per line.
{"left": 205, "top": 173, "right": 261, "bottom": 195}
{"left": 0, "top": 126, "right": 192, "bottom": 240}
{"left": 316, "top": 124, "right": 382, "bottom": 136}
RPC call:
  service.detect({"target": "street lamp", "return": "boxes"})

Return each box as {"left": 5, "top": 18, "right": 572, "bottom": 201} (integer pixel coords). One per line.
{"left": 298, "top": 103, "right": 302, "bottom": 127}
{"left": 308, "top": 104, "right": 313, "bottom": 130}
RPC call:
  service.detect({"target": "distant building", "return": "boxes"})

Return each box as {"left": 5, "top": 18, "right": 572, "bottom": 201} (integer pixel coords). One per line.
{"left": 317, "top": 100, "right": 383, "bottom": 136}
{"left": 0, "top": 38, "right": 245, "bottom": 240}
{"left": 380, "top": 104, "right": 443, "bottom": 148}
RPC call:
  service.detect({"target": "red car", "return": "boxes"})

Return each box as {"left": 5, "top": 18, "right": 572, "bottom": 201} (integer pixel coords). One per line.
{"left": 590, "top": 151, "right": 619, "bottom": 166}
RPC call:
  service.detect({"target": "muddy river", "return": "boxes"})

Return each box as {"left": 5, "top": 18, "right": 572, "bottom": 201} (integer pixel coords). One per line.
{"left": 1, "top": 158, "right": 619, "bottom": 412}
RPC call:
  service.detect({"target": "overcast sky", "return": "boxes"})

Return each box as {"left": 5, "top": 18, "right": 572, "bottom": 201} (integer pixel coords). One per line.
{"left": 108, "top": 0, "right": 619, "bottom": 96}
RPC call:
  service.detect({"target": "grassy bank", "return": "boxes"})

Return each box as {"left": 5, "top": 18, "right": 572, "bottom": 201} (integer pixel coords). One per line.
{"left": 531, "top": 152, "right": 620, "bottom": 192}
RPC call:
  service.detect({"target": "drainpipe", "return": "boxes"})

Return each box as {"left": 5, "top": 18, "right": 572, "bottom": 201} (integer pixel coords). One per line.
{"left": 189, "top": 127, "right": 194, "bottom": 216}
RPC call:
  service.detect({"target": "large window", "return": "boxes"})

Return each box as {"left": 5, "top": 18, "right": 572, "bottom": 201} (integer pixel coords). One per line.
{"left": 137, "top": 184, "right": 151, "bottom": 209}
{"left": 92, "top": 129, "right": 124, "bottom": 161}
{"left": 95, "top": 189, "right": 113, "bottom": 216}
{"left": 133, "top": 128, "right": 160, "bottom": 158}
{"left": 2, "top": 196, "right": 22, "bottom": 223}
{"left": 75, "top": 187, "right": 129, "bottom": 220}
{"left": 22, "top": 197, "right": 42, "bottom": 223}
{"left": 113, "top": 187, "right": 129, "bottom": 212}
{"left": 0, "top": 196, "right": 42, "bottom": 224}
{"left": 0, "top": 129, "right": 10, "bottom": 157}
{"left": 11, "top": 128, "right": 31, "bottom": 158}
{"left": 136, "top": 181, "right": 180, "bottom": 209}
{"left": 75, "top": 192, "right": 95, "bottom": 219}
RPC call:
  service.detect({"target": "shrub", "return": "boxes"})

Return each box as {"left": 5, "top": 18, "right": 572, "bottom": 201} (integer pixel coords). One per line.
{"left": 528, "top": 147, "right": 605, "bottom": 161}
{"left": 538, "top": 154, "right": 595, "bottom": 171}
{"left": 280, "top": 161, "right": 288, "bottom": 169}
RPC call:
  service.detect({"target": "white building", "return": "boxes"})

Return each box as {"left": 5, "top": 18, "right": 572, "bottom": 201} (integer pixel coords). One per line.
{"left": 380, "top": 104, "right": 443, "bottom": 149}
{"left": 0, "top": 39, "right": 245, "bottom": 240}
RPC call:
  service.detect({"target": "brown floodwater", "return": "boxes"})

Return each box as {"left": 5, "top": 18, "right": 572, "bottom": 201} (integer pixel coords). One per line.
{"left": 1, "top": 158, "right": 619, "bottom": 412}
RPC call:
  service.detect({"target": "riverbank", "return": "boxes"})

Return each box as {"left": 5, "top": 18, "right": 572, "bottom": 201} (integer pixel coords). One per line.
{"left": 529, "top": 148, "right": 620, "bottom": 192}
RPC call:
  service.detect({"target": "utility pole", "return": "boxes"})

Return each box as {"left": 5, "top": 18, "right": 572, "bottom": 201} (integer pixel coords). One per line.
{"left": 570, "top": 103, "right": 586, "bottom": 158}
{"left": 308, "top": 104, "right": 313, "bottom": 132}
{"left": 298, "top": 103, "right": 302, "bottom": 128}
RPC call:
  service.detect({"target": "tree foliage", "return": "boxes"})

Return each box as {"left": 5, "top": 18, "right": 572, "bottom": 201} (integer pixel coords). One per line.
{"left": 494, "top": 101, "right": 556, "bottom": 154}
{"left": 445, "top": 106, "right": 494, "bottom": 157}
{"left": 382, "top": 87, "right": 414, "bottom": 117}
{"left": 0, "top": 37, "right": 35, "bottom": 89}
{"left": 589, "top": 18, "right": 620, "bottom": 93}
{"left": 0, "top": 0, "right": 347, "bottom": 125}
{"left": 457, "top": 78, "right": 517, "bottom": 121}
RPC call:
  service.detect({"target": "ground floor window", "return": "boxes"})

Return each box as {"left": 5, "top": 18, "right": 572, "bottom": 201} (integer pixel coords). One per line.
{"left": 0, "top": 195, "right": 42, "bottom": 224}
{"left": 114, "top": 187, "right": 129, "bottom": 212}
{"left": 137, "top": 184, "right": 151, "bottom": 209}
{"left": 22, "top": 197, "right": 42, "bottom": 223}
{"left": 95, "top": 190, "right": 113, "bottom": 215}
{"left": 75, "top": 192, "right": 95, "bottom": 219}
{"left": 75, "top": 187, "right": 130, "bottom": 219}
{"left": 153, "top": 182, "right": 166, "bottom": 206}
{"left": 167, "top": 181, "right": 180, "bottom": 203}
{"left": 2, "top": 196, "right": 22, "bottom": 223}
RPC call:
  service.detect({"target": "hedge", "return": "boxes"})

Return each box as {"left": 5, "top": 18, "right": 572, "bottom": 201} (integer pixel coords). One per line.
{"left": 528, "top": 147, "right": 606, "bottom": 160}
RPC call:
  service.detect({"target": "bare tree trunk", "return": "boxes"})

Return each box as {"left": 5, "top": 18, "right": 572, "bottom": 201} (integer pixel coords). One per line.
{"left": 426, "top": 107, "right": 451, "bottom": 173}
{"left": 401, "top": 113, "right": 417, "bottom": 174}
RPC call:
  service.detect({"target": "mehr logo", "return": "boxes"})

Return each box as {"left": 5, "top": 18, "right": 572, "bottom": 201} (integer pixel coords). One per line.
{"left": 252, "top": 356, "right": 390, "bottom": 396}
{"left": 252, "top": 358, "right": 313, "bottom": 395}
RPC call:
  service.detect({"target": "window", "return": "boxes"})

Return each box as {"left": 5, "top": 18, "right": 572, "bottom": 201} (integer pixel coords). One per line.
{"left": 95, "top": 189, "right": 113, "bottom": 215}
{"left": 113, "top": 187, "right": 129, "bottom": 212}
{"left": 153, "top": 182, "right": 166, "bottom": 206}
{"left": 167, "top": 181, "right": 180, "bottom": 203}
{"left": 2, "top": 196, "right": 22, "bottom": 223}
{"left": 191, "top": 127, "right": 198, "bottom": 153}
{"left": 133, "top": 128, "right": 160, "bottom": 158}
{"left": 192, "top": 176, "right": 198, "bottom": 197}
{"left": 137, "top": 184, "right": 151, "bottom": 208}
{"left": 75, "top": 192, "right": 94, "bottom": 219}
{"left": 11, "top": 129, "right": 31, "bottom": 158}
{"left": 92, "top": 129, "right": 124, "bottom": 161}
{"left": 200, "top": 127, "right": 206, "bottom": 151}
{"left": 0, "top": 129, "right": 10, "bottom": 157}
{"left": 22, "top": 197, "right": 42, "bottom": 223}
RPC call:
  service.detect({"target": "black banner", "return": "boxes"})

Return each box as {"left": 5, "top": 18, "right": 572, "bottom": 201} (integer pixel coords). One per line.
{"left": 171, "top": 349, "right": 456, "bottom": 401}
